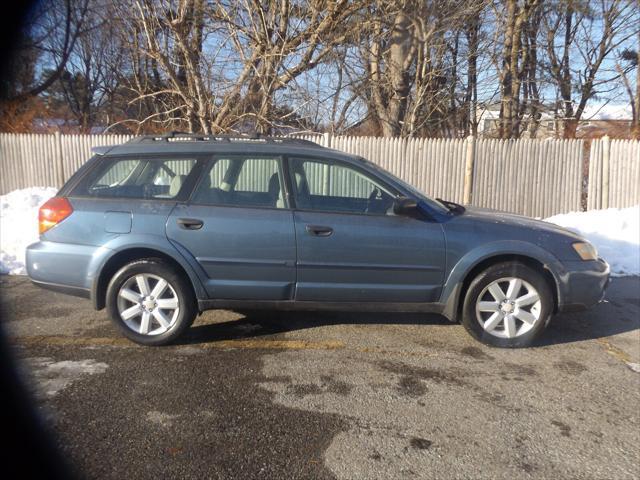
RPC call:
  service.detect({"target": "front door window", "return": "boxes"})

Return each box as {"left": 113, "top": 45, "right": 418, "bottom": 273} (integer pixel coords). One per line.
{"left": 289, "top": 157, "right": 396, "bottom": 215}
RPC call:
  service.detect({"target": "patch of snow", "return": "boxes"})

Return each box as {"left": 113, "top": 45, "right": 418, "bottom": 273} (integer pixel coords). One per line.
{"left": 0, "top": 187, "right": 57, "bottom": 275}
{"left": 544, "top": 205, "right": 640, "bottom": 277}
{"left": 24, "top": 357, "right": 108, "bottom": 396}
{"left": 146, "top": 411, "right": 180, "bottom": 427}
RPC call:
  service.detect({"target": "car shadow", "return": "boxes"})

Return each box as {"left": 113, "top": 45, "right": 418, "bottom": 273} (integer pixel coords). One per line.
{"left": 177, "top": 310, "right": 451, "bottom": 345}
{"left": 177, "top": 277, "right": 640, "bottom": 348}
{"left": 536, "top": 294, "right": 640, "bottom": 347}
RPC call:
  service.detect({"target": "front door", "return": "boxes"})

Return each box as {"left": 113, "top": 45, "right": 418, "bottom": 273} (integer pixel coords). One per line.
{"left": 166, "top": 155, "right": 296, "bottom": 300}
{"left": 288, "top": 156, "right": 446, "bottom": 303}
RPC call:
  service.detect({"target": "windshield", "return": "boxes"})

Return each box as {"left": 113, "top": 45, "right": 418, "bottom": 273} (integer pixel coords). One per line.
{"left": 357, "top": 157, "right": 451, "bottom": 214}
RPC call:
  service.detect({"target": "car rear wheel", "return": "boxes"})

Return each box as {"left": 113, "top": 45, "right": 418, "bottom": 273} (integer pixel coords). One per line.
{"left": 461, "top": 262, "right": 553, "bottom": 348}
{"left": 106, "top": 258, "right": 196, "bottom": 346}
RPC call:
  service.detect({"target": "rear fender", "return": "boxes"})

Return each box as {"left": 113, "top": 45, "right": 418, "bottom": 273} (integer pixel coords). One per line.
{"left": 89, "top": 234, "right": 208, "bottom": 305}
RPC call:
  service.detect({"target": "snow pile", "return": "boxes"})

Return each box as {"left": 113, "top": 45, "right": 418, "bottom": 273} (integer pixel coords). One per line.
{"left": 544, "top": 205, "right": 640, "bottom": 277}
{"left": 0, "top": 187, "right": 57, "bottom": 275}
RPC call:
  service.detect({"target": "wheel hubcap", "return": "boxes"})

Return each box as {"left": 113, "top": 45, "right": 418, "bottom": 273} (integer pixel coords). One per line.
{"left": 116, "top": 274, "right": 180, "bottom": 336}
{"left": 475, "top": 277, "right": 542, "bottom": 339}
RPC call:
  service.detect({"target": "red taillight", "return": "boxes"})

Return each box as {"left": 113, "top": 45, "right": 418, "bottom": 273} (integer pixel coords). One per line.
{"left": 39, "top": 197, "right": 73, "bottom": 234}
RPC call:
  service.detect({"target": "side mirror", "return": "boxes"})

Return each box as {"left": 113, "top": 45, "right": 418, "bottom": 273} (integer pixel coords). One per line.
{"left": 393, "top": 196, "right": 418, "bottom": 215}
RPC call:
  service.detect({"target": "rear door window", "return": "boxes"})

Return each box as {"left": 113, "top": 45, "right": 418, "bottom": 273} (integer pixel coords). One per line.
{"left": 72, "top": 157, "right": 198, "bottom": 199}
{"left": 192, "top": 156, "right": 285, "bottom": 209}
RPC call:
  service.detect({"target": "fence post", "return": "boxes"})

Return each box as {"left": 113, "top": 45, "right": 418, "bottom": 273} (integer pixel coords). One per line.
{"left": 601, "top": 135, "right": 610, "bottom": 209}
{"left": 54, "top": 131, "right": 65, "bottom": 187}
{"left": 463, "top": 135, "right": 476, "bottom": 205}
{"left": 323, "top": 132, "right": 332, "bottom": 149}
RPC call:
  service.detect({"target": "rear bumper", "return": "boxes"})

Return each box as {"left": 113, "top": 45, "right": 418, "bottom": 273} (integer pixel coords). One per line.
{"left": 558, "top": 258, "right": 610, "bottom": 312}
{"left": 26, "top": 240, "right": 110, "bottom": 293}
{"left": 30, "top": 279, "right": 90, "bottom": 299}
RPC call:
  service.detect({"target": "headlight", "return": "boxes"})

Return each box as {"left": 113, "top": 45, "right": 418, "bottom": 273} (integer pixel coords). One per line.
{"left": 572, "top": 241, "right": 598, "bottom": 261}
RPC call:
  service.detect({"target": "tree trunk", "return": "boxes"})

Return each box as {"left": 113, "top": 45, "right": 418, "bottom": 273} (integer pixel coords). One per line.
{"left": 559, "top": 6, "right": 575, "bottom": 138}
{"left": 525, "top": 8, "right": 541, "bottom": 137}
{"left": 464, "top": 16, "right": 479, "bottom": 137}
{"left": 635, "top": 28, "right": 640, "bottom": 139}
{"left": 383, "top": 12, "right": 412, "bottom": 137}
{"left": 499, "top": 0, "right": 518, "bottom": 138}
{"left": 499, "top": 0, "right": 539, "bottom": 139}
{"left": 563, "top": 118, "right": 578, "bottom": 138}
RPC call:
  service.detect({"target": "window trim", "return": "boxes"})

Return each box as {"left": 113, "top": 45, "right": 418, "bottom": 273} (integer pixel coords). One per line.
{"left": 187, "top": 154, "right": 290, "bottom": 210}
{"left": 58, "top": 155, "right": 102, "bottom": 197}
{"left": 284, "top": 154, "right": 402, "bottom": 218}
{"left": 68, "top": 154, "right": 206, "bottom": 203}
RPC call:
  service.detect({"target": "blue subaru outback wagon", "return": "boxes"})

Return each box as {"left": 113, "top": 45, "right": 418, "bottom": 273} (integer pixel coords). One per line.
{"left": 27, "top": 133, "right": 610, "bottom": 347}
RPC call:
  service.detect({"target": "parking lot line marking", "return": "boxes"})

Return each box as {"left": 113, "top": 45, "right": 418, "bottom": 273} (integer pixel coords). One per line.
{"left": 597, "top": 338, "right": 633, "bottom": 364}
{"left": 10, "top": 335, "right": 345, "bottom": 351}
{"left": 201, "top": 339, "right": 345, "bottom": 350}
{"left": 10, "top": 336, "right": 441, "bottom": 358}
{"left": 12, "top": 336, "right": 132, "bottom": 347}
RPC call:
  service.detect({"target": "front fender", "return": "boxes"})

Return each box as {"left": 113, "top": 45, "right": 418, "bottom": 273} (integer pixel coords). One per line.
{"left": 439, "top": 240, "right": 566, "bottom": 320}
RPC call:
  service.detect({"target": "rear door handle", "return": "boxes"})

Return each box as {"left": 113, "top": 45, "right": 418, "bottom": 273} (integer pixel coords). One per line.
{"left": 177, "top": 218, "right": 204, "bottom": 230}
{"left": 306, "top": 225, "right": 333, "bottom": 237}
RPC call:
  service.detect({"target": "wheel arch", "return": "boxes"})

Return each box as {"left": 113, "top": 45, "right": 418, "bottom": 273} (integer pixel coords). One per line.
{"left": 441, "top": 247, "right": 562, "bottom": 322}
{"left": 92, "top": 247, "right": 204, "bottom": 310}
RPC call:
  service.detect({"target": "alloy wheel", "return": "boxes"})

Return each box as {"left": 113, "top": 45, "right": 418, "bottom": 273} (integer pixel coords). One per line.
{"left": 475, "top": 277, "right": 542, "bottom": 338}
{"left": 116, "top": 273, "right": 180, "bottom": 335}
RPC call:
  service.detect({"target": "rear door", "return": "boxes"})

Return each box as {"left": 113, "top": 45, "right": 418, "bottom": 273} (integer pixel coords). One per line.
{"left": 166, "top": 154, "right": 296, "bottom": 300}
{"left": 288, "top": 156, "right": 446, "bottom": 303}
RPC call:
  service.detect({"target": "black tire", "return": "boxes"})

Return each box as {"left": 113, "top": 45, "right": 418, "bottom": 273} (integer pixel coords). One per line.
{"left": 461, "top": 262, "right": 554, "bottom": 348}
{"left": 106, "top": 258, "right": 196, "bottom": 346}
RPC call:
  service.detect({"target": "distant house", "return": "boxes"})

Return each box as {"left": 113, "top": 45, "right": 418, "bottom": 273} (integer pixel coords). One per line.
{"left": 32, "top": 118, "right": 108, "bottom": 134}
{"left": 476, "top": 103, "right": 634, "bottom": 139}
{"left": 89, "top": 126, "right": 108, "bottom": 134}
{"left": 32, "top": 118, "right": 76, "bottom": 133}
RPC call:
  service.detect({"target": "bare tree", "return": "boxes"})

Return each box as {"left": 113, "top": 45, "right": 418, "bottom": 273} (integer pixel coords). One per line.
{"left": 47, "top": 1, "right": 124, "bottom": 131}
{"left": 495, "top": 0, "right": 541, "bottom": 139}
{"left": 115, "top": 0, "right": 362, "bottom": 134}
{"left": 8, "top": 0, "right": 90, "bottom": 100}
{"left": 542, "top": 0, "right": 639, "bottom": 137}
{"left": 4, "top": 0, "right": 637, "bottom": 138}
{"left": 365, "top": 4, "right": 414, "bottom": 137}
{"left": 357, "top": 0, "right": 485, "bottom": 137}
{"left": 462, "top": 8, "right": 482, "bottom": 136}
{"left": 615, "top": 12, "right": 639, "bottom": 138}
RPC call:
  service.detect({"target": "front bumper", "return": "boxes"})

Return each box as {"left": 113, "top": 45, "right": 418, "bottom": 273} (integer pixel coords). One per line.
{"left": 558, "top": 258, "right": 610, "bottom": 312}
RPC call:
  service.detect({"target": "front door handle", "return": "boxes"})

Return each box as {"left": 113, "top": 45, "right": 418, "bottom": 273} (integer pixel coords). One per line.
{"left": 177, "top": 218, "right": 204, "bottom": 230}
{"left": 306, "top": 225, "right": 333, "bottom": 237}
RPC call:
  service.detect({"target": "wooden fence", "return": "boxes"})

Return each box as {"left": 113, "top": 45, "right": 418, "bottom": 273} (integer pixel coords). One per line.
{"left": 587, "top": 137, "right": 640, "bottom": 211}
{"left": 1, "top": 132, "right": 638, "bottom": 217}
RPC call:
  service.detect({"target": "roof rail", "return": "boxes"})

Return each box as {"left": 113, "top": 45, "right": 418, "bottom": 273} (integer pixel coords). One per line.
{"left": 125, "top": 131, "right": 321, "bottom": 147}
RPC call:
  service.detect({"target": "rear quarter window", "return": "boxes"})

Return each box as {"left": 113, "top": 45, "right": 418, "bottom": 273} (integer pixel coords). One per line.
{"left": 71, "top": 157, "right": 198, "bottom": 200}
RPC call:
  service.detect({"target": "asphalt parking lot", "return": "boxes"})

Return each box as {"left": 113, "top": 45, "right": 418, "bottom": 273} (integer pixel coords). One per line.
{"left": 1, "top": 275, "right": 639, "bottom": 479}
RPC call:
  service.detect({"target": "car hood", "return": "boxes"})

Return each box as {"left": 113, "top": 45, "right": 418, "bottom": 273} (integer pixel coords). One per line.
{"left": 458, "top": 206, "right": 585, "bottom": 241}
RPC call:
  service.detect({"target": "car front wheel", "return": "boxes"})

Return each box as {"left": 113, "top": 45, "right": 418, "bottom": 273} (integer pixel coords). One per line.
{"left": 106, "top": 258, "right": 196, "bottom": 346}
{"left": 461, "top": 262, "right": 554, "bottom": 348}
